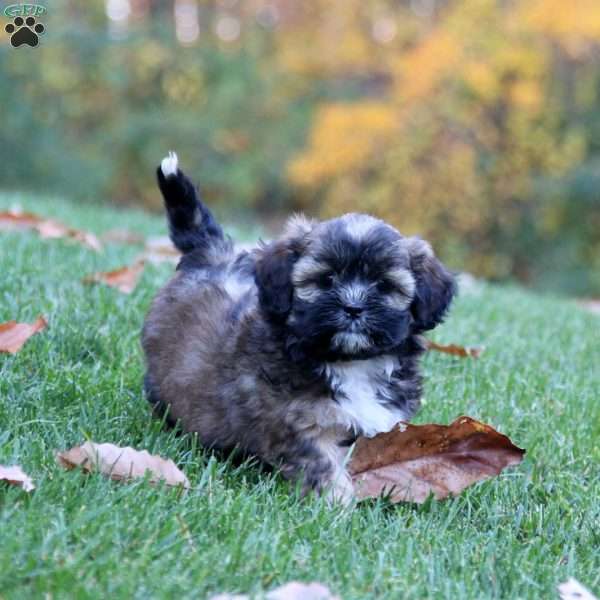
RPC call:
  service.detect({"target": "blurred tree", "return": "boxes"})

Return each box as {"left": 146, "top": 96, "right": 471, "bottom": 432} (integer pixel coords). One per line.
{"left": 285, "top": 0, "right": 600, "bottom": 294}
{"left": 0, "top": 0, "right": 599, "bottom": 294}
{"left": 0, "top": 0, "right": 311, "bottom": 213}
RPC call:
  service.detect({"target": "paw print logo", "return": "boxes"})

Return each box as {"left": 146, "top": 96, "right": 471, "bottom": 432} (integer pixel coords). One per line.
{"left": 5, "top": 16, "right": 45, "bottom": 48}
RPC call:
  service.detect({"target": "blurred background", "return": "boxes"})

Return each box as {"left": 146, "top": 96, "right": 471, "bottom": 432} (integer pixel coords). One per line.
{"left": 1, "top": 0, "right": 600, "bottom": 296}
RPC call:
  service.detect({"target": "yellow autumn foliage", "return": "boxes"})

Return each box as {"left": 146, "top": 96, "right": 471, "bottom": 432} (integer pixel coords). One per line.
{"left": 288, "top": 103, "right": 397, "bottom": 186}
{"left": 275, "top": 0, "right": 385, "bottom": 76}
{"left": 4, "top": 0, "right": 599, "bottom": 293}
{"left": 522, "top": 0, "right": 600, "bottom": 42}
{"left": 284, "top": 0, "right": 597, "bottom": 282}
{"left": 463, "top": 62, "right": 499, "bottom": 102}
{"left": 395, "top": 31, "right": 463, "bottom": 103}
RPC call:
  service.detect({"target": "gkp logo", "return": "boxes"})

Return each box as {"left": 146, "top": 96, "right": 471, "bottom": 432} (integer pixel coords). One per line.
{"left": 4, "top": 3, "right": 47, "bottom": 47}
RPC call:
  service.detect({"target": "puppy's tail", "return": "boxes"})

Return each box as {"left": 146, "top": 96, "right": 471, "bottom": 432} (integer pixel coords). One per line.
{"left": 157, "top": 152, "right": 232, "bottom": 264}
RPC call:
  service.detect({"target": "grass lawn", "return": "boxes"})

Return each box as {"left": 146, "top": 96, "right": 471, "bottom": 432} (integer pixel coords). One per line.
{"left": 0, "top": 192, "right": 598, "bottom": 600}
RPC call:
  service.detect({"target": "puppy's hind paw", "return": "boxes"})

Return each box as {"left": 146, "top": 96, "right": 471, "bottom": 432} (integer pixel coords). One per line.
{"left": 160, "top": 151, "right": 179, "bottom": 178}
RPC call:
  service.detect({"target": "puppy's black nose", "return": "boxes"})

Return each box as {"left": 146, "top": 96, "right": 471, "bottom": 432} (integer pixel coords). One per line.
{"left": 343, "top": 304, "right": 363, "bottom": 318}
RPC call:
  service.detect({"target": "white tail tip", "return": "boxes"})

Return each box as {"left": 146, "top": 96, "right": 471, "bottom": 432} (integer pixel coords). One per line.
{"left": 160, "top": 151, "right": 178, "bottom": 177}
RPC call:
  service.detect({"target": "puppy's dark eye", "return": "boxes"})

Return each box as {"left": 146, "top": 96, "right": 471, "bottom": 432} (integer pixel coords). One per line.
{"left": 376, "top": 279, "right": 394, "bottom": 293}
{"left": 318, "top": 272, "right": 335, "bottom": 290}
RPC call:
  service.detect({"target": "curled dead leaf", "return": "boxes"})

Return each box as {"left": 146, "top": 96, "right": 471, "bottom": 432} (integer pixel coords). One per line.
{"left": 0, "top": 316, "right": 47, "bottom": 354}
{"left": 0, "top": 209, "right": 101, "bottom": 252}
{"left": 0, "top": 210, "right": 45, "bottom": 231}
{"left": 426, "top": 339, "right": 484, "bottom": 358}
{"left": 100, "top": 229, "right": 145, "bottom": 245}
{"left": 349, "top": 416, "right": 524, "bottom": 503}
{"left": 138, "top": 239, "right": 257, "bottom": 266}
{"left": 83, "top": 260, "right": 145, "bottom": 294}
{"left": 56, "top": 442, "right": 190, "bottom": 489}
{"left": 558, "top": 578, "right": 598, "bottom": 600}
{"left": 264, "top": 582, "right": 340, "bottom": 600}
{"left": 35, "top": 220, "right": 102, "bottom": 252}
{"left": 577, "top": 299, "right": 600, "bottom": 316}
{"left": 0, "top": 464, "right": 35, "bottom": 492}
{"left": 210, "top": 582, "right": 340, "bottom": 600}
{"left": 137, "top": 235, "right": 181, "bottom": 265}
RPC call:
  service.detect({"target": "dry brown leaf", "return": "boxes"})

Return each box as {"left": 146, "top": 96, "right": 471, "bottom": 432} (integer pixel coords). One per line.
{"left": 349, "top": 416, "right": 524, "bottom": 503}
{"left": 68, "top": 229, "right": 103, "bottom": 252}
{"left": 577, "top": 299, "right": 600, "bottom": 316}
{"left": 210, "top": 582, "right": 340, "bottom": 600}
{"left": 0, "top": 316, "right": 47, "bottom": 354}
{"left": 138, "top": 238, "right": 255, "bottom": 265}
{"left": 265, "top": 583, "right": 340, "bottom": 600}
{"left": 0, "top": 210, "right": 45, "bottom": 231}
{"left": 558, "top": 579, "right": 598, "bottom": 600}
{"left": 83, "top": 260, "right": 145, "bottom": 294}
{"left": 0, "top": 464, "right": 35, "bottom": 492}
{"left": 427, "top": 339, "right": 484, "bottom": 358}
{"left": 0, "top": 209, "right": 101, "bottom": 251}
{"left": 56, "top": 442, "right": 190, "bottom": 489}
{"left": 138, "top": 235, "right": 181, "bottom": 264}
{"left": 100, "top": 228, "right": 145, "bottom": 245}
{"left": 35, "top": 220, "right": 102, "bottom": 252}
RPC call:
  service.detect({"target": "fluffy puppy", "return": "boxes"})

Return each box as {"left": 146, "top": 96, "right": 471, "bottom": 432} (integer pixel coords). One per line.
{"left": 142, "top": 152, "right": 456, "bottom": 503}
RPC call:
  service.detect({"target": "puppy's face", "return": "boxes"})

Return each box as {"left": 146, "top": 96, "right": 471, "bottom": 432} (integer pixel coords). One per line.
{"left": 255, "top": 213, "right": 456, "bottom": 361}
{"left": 290, "top": 215, "right": 416, "bottom": 358}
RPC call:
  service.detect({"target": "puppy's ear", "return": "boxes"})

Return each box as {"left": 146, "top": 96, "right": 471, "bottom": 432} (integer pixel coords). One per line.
{"left": 407, "top": 237, "right": 457, "bottom": 333}
{"left": 255, "top": 241, "right": 298, "bottom": 322}
{"left": 255, "top": 214, "right": 314, "bottom": 322}
{"left": 283, "top": 213, "right": 318, "bottom": 239}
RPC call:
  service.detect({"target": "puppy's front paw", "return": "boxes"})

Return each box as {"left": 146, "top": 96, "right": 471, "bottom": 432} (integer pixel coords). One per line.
{"left": 160, "top": 151, "right": 179, "bottom": 178}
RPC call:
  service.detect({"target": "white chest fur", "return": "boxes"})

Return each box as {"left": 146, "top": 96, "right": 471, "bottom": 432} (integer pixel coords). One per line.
{"left": 324, "top": 355, "right": 406, "bottom": 438}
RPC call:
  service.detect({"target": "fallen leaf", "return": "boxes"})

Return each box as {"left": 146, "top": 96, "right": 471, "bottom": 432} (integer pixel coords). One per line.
{"left": 100, "top": 228, "right": 145, "bottom": 245}
{"left": 210, "top": 582, "right": 340, "bottom": 600}
{"left": 265, "top": 583, "right": 340, "bottom": 600}
{"left": 577, "top": 299, "right": 600, "bottom": 316}
{"left": 349, "top": 416, "right": 524, "bottom": 503}
{"left": 0, "top": 316, "right": 47, "bottom": 354}
{"left": 0, "top": 209, "right": 101, "bottom": 251}
{"left": 138, "top": 235, "right": 181, "bottom": 264}
{"left": 56, "top": 442, "right": 190, "bottom": 489}
{"left": 0, "top": 210, "right": 44, "bottom": 231}
{"left": 35, "top": 220, "right": 102, "bottom": 252}
{"left": 0, "top": 464, "right": 35, "bottom": 492}
{"left": 33, "top": 219, "right": 71, "bottom": 239}
{"left": 68, "top": 229, "right": 103, "bottom": 252}
{"left": 427, "top": 339, "right": 484, "bottom": 358}
{"left": 558, "top": 578, "right": 598, "bottom": 600}
{"left": 83, "top": 260, "right": 145, "bottom": 294}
